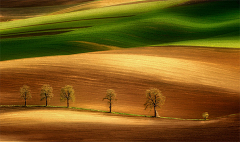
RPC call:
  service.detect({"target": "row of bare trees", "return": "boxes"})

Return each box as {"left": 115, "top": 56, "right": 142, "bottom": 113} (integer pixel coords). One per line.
{"left": 20, "top": 84, "right": 75, "bottom": 108}
{"left": 20, "top": 85, "right": 166, "bottom": 117}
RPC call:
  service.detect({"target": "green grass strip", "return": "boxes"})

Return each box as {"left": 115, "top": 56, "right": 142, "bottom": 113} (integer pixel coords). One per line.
{"left": 160, "top": 116, "right": 207, "bottom": 121}
{"left": 0, "top": 105, "right": 238, "bottom": 121}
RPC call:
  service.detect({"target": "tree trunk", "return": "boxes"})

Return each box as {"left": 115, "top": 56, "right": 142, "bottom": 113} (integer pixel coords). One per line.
{"left": 46, "top": 96, "right": 48, "bottom": 106}
{"left": 24, "top": 93, "right": 27, "bottom": 106}
{"left": 156, "top": 110, "right": 160, "bottom": 117}
{"left": 154, "top": 95, "right": 157, "bottom": 117}
{"left": 67, "top": 99, "right": 69, "bottom": 108}
{"left": 109, "top": 103, "right": 111, "bottom": 113}
{"left": 154, "top": 106, "right": 156, "bottom": 117}
{"left": 109, "top": 99, "right": 112, "bottom": 113}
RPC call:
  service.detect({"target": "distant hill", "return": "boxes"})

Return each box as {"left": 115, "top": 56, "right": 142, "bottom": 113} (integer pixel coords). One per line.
{"left": 0, "top": 0, "right": 239, "bottom": 61}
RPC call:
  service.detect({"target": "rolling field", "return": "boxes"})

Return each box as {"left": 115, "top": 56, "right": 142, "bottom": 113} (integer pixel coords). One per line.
{"left": 1, "top": 0, "right": 239, "bottom": 61}
{"left": 1, "top": 107, "right": 239, "bottom": 141}
{"left": 1, "top": 46, "right": 239, "bottom": 119}
{"left": 0, "top": 0, "right": 240, "bottom": 141}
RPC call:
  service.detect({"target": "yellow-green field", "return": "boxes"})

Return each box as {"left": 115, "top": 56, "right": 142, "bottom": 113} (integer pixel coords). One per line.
{"left": 1, "top": 0, "right": 239, "bottom": 61}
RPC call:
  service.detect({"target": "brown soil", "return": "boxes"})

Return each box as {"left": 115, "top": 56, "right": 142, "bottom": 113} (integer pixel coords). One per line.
{"left": 0, "top": 46, "right": 239, "bottom": 119}
{"left": 0, "top": 0, "right": 95, "bottom": 8}
{"left": 0, "top": 107, "right": 239, "bottom": 141}
{"left": 0, "top": 30, "right": 71, "bottom": 39}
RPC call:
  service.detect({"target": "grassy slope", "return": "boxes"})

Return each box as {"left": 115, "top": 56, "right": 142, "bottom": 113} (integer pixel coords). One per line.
{"left": 0, "top": 0, "right": 239, "bottom": 61}
{"left": 155, "top": 36, "right": 240, "bottom": 48}
{"left": 1, "top": 105, "right": 239, "bottom": 120}
{"left": 154, "top": 0, "right": 240, "bottom": 48}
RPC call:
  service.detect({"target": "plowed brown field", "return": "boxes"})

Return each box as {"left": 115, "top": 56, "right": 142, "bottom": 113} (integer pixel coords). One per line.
{"left": 0, "top": 46, "right": 239, "bottom": 119}
{"left": 0, "top": 107, "right": 239, "bottom": 141}
{"left": 0, "top": 46, "right": 240, "bottom": 141}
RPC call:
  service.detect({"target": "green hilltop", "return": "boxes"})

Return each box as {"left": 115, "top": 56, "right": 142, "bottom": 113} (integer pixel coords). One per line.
{"left": 0, "top": 0, "right": 239, "bottom": 61}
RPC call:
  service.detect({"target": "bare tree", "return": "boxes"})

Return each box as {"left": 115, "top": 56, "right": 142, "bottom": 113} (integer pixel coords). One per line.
{"left": 144, "top": 88, "right": 166, "bottom": 117}
{"left": 60, "top": 85, "right": 75, "bottom": 108}
{"left": 40, "top": 84, "right": 53, "bottom": 106}
{"left": 103, "top": 89, "right": 117, "bottom": 113}
{"left": 20, "top": 85, "right": 32, "bottom": 106}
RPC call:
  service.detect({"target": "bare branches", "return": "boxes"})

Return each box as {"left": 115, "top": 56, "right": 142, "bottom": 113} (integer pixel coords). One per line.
{"left": 18, "top": 84, "right": 165, "bottom": 118}
{"left": 40, "top": 84, "right": 53, "bottom": 106}
{"left": 103, "top": 89, "right": 117, "bottom": 102}
{"left": 144, "top": 88, "right": 166, "bottom": 117}
{"left": 60, "top": 85, "right": 75, "bottom": 107}
{"left": 103, "top": 89, "right": 117, "bottom": 113}
{"left": 20, "top": 85, "right": 32, "bottom": 106}
{"left": 20, "top": 85, "right": 32, "bottom": 99}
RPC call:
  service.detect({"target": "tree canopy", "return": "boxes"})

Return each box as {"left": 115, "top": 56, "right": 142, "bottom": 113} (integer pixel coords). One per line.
{"left": 103, "top": 89, "right": 117, "bottom": 113}
{"left": 144, "top": 88, "right": 166, "bottom": 117}
{"left": 20, "top": 85, "right": 32, "bottom": 106}
{"left": 60, "top": 85, "right": 75, "bottom": 108}
{"left": 202, "top": 112, "right": 209, "bottom": 120}
{"left": 40, "top": 84, "right": 54, "bottom": 106}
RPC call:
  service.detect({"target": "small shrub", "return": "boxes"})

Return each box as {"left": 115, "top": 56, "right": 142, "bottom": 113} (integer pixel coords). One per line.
{"left": 202, "top": 112, "right": 209, "bottom": 120}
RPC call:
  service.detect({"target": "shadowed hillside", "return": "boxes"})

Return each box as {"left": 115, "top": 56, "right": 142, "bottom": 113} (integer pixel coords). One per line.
{"left": 1, "top": 0, "right": 239, "bottom": 61}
